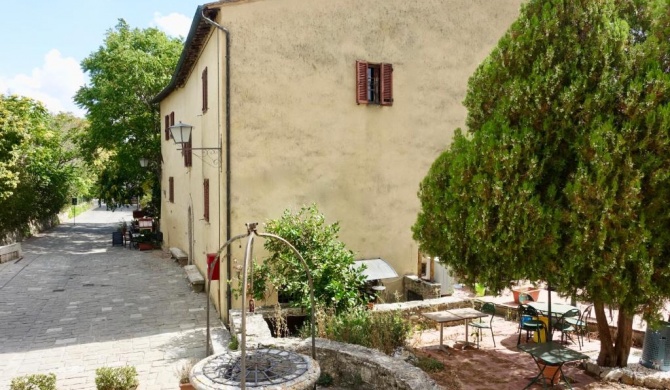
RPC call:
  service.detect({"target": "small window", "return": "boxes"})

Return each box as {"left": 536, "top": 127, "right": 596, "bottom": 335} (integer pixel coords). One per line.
{"left": 168, "top": 177, "right": 174, "bottom": 203}
{"left": 164, "top": 115, "right": 170, "bottom": 140}
{"left": 356, "top": 61, "right": 393, "bottom": 106}
{"left": 202, "top": 67, "right": 208, "bottom": 113}
{"left": 203, "top": 179, "right": 210, "bottom": 222}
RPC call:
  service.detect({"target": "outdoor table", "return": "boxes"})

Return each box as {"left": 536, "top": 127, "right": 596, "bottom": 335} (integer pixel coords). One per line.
{"left": 518, "top": 341, "right": 589, "bottom": 389}
{"left": 528, "top": 301, "right": 578, "bottom": 317}
{"left": 528, "top": 301, "right": 580, "bottom": 342}
{"left": 422, "top": 307, "right": 487, "bottom": 349}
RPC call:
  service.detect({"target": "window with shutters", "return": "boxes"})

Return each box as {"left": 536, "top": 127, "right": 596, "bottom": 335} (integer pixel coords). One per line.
{"left": 203, "top": 179, "right": 210, "bottom": 222}
{"left": 169, "top": 177, "right": 174, "bottom": 203}
{"left": 165, "top": 111, "right": 175, "bottom": 141}
{"left": 356, "top": 61, "right": 393, "bottom": 106}
{"left": 202, "top": 67, "right": 208, "bottom": 113}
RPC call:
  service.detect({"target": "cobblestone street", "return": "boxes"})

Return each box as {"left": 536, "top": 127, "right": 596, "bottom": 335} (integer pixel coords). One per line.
{"left": 0, "top": 206, "right": 212, "bottom": 389}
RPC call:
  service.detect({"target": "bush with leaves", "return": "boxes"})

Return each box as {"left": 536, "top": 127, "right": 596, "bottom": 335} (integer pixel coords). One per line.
{"left": 257, "top": 204, "right": 368, "bottom": 313}
{"left": 10, "top": 373, "right": 57, "bottom": 390}
{"left": 95, "top": 366, "right": 138, "bottom": 390}
{"left": 304, "top": 307, "right": 411, "bottom": 355}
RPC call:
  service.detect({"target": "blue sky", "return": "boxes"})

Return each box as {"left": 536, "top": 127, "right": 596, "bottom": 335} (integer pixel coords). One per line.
{"left": 0, "top": 1, "right": 205, "bottom": 117}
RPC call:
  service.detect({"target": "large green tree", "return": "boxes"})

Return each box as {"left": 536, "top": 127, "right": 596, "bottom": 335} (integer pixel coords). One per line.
{"left": 75, "top": 20, "right": 182, "bottom": 213}
{"left": 413, "top": 0, "right": 670, "bottom": 367}
{"left": 0, "top": 95, "right": 80, "bottom": 237}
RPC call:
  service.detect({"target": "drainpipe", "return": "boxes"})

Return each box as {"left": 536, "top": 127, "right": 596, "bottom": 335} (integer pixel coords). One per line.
{"left": 201, "top": 8, "right": 233, "bottom": 318}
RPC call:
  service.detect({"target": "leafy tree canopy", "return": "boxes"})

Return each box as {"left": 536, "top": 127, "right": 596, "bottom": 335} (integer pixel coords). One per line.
{"left": 0, "top": 95, "right": 84, "bottom": 237}
{"left": 75, "top": 19, "right": 182, "bottom": 212}
{"left": 413, "top": 0, "right": 670, "bottom": 367}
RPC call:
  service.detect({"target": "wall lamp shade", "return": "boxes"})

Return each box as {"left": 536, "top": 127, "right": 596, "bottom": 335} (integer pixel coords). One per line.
{"left": 139, "top": 157, "right": 150, "bottom": 168}
{"left": 169, "top": 121, "right": 193, "bottom": 145}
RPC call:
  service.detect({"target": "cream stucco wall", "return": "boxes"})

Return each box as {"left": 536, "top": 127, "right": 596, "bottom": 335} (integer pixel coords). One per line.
{"left": 160, "top": 0, "right": 523, "bottom": 318}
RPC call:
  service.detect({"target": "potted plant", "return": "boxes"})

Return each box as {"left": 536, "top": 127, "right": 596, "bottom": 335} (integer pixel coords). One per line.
{"left": 10, "top": 373, "right": 57, "bottom": 390}
{"left": 136, "top": 232, "right": 154, "bottom": 251}
{"left": 95, "top": 366, "right": 138, "bottom": 390}
{"left": 176, "top": 359, "right": 196, "bottom": 389}
{"left": 512, "top": 283, "right": 541, "bottom": 303}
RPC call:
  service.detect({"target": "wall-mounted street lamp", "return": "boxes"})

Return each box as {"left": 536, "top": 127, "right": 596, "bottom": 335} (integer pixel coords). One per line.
{"left": 139, "top": 157, "right": 150, "bottom": 168}
{"left": 169, "top": 121, "right": 221, "bottom": 167}
{"left": 169, "top": 121, "right": 193, "bottom": 146}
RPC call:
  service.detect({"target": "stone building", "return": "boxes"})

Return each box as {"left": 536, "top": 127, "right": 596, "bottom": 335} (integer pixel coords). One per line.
{"left": 154, "top": 0, "right": 523, "bottom": 320}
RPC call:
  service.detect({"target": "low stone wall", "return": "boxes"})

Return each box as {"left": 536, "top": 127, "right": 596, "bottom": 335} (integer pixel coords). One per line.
{"left": 227, "top": 309, "right": 443, "bottom": 389}
{"left": 0, "top": 214, "right": 60, "bottom": 246}
{"left": 0, "top": 243, "right": 22, "bottom": 264}
{"left": 295, "top": 338, "right": 442, "bottom": 390}
{"left": 404, "top": 275, "right": 441, "bottom": 300}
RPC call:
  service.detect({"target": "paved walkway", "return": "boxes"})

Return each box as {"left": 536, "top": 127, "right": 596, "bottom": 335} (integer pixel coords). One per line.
{"left": 0, "top": 206, "right": 213, "bottom": 390}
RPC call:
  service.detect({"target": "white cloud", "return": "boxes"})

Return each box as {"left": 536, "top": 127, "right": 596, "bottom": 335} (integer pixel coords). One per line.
{"left": 153, "top": 12, "right": 192, "bottom": 38}
{"left": 0, "top": 49, "right": 86, "bottom": 117}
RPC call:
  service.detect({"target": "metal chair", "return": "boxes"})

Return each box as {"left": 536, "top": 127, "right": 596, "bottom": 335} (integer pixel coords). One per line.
{"left": 470, "top": 302, "right": 497, "bottom": 348}
{"left": 566, "top": 304, "right": 592, "bottom": 349}
{"left": 518, "top": 304, "right": 545, "bottom": 345}
{"left": 553, "top": 308, "right": 581, "bottom": 347}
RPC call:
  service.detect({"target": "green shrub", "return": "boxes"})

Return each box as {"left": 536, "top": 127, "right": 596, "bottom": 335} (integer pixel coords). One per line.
{"left": 414, "top": 356, "right": 444, "bottom": 372}
{"left": 95, "top": 366, "right": 138, "bottom": 390}
{"left": 316, "top": 372, "right": 334, "bottom": 386}
{"left": 306, "top": 307, "right": 412, "bottom": 355}
{"left": 10, "top": 373, "right": 57, "bottom": 390}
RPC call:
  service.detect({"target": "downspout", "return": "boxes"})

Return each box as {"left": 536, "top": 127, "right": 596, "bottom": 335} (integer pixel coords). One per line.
{"left": 201, "top": 8, "right": 233, "bottom": 319}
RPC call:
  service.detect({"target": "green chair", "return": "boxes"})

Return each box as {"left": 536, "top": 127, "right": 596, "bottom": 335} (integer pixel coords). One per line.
{"left": 554, "top": 308, "right": 581, "bottom": 348}
{"left": 566, "top": 304, "right": 592, "bottom": 349}
{"left": 517, "top": 304, "right": 545, "bottom": 345}
{"left": 470, "top": 302, "right": 497, "bottom": 348}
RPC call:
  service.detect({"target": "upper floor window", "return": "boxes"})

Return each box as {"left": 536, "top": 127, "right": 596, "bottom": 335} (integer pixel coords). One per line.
{"left": 356, "top": 61, "right": 393, "bottom": 106}
{"left": 202, "top": 67, "right": 208, "bottom": 113}
{"left": 164, "top": 111, "right": 174, "bottom": 141}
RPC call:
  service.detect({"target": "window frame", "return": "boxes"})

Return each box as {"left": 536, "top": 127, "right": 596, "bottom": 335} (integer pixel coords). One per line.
{"left": 356, "top": 60, "right": 393, "bottom": 106}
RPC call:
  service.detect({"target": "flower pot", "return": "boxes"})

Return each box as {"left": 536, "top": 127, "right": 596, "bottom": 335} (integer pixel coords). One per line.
{"left": 138, "top": 242, "right": 153, "bottom": 251}
{"left": 179, "top": 382, "right": 195, "bottom": 390}
{"left": 513, "top": 287, "right": 540, "bottom": 303}
{"left": 539, "top": 362, "right": 560, "bottom": 385}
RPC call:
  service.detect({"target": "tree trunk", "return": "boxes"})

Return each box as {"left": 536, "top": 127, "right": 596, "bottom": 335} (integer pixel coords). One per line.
{"left": 595, "top": 300, "right": 634, "bottom": 367}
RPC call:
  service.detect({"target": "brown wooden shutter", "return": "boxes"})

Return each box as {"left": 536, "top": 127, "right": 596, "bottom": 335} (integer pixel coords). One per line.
{"left": 356, "top": 60, "right": 368, "bottom": 104}
{"left": 203, "top": 179, "right": 210, "bottom": 222}
{"left": 164, "top": 115, "right": 170, "bottom": 140}
{"left": 202, "top": 67, "right": 208, "bottom": 112}
{"left": 170, "top": 111, "right": 175, "bottom": 126}
{"left": 380, "top": 63, "right": 393, "bottom": 106}
{"left": 184, "top": 139, "right": 192, "bottom": 167}
{"left": 169, "top": 177, "right": 174, "bottom": 203}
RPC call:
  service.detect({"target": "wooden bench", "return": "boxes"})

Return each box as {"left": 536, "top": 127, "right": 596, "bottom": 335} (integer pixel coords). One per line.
{"left": 184, "top": 265, "right": 205, "bottom": 292}
{"left": 169, "top": 247, "right": 188, "bottom": 266}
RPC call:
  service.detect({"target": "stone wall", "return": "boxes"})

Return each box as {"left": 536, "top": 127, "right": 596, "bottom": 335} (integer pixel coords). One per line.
{"left": 404, "top": 275, "right": 441, "bottom": 300}
{"left": 227, "top": 309, "right": 443, "bottom": 389}
{"left": 295, "top": 339, "right": 442, "bottom": 390}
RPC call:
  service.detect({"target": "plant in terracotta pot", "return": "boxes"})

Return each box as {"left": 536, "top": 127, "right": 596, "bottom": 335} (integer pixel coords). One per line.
{"left": 176, "top": 359, "right": 196, "bottom": 389}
